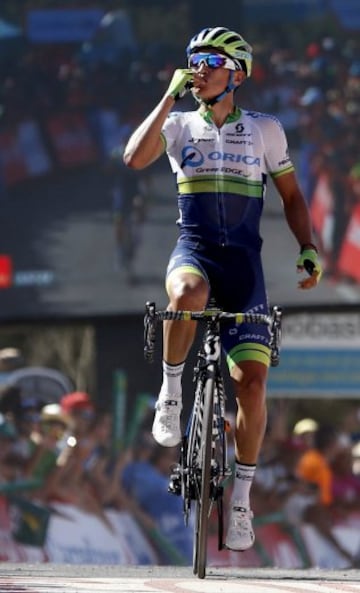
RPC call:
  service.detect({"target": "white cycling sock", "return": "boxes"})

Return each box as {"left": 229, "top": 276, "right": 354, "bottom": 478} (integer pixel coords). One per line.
{"left": 231, "top": 462, "right": 256, "bottom": 508}
{"left": 159, "top": 361, "right": 185, "bottom": 399}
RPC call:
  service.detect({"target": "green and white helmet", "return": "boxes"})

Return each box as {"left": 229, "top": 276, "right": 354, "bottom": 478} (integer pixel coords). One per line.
{"left": 186, "top": 27, "right": 253, "bottom": 77}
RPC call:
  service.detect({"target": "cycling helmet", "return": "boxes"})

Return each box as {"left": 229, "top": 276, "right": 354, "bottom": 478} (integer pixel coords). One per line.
{"left": 186, "top": 27, "right": 253, "bottom": 77}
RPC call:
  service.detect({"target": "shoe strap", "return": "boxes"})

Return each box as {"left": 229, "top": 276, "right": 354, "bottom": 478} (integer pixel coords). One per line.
{"left": 161, "top": 399, "right": 180, "bottom": 406}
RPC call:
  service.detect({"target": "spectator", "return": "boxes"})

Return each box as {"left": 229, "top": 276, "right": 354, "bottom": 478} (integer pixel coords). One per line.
{"left": 58, "top": 390, "right": 95, "bottom": 451}
{"left": 0, "top": 384, "right": 23, "bottom": 418}
{"left": 79, "top": 411, "right": 133, "bottom": 512}
{"left": 41, "top": 392, "right": 115, "bottom": 530}
{"left": 0, "top": 413, "right": 20, "bottom": 484}
{"left": 293, "top": 424, "right": 356, "bottom": 566}
{"left": 10, "top": 397, "right": 44, "bottom": 467}
{"left": 296, "top": 424, "right": 339, "bottom": 505}
{"left": 24, "top": 403, "right": 71, "bottom": 490}
{"left": 331, "top": 445, "right": 360, "bottom": 513}
{"left": 292, "top": 417, "right": 319, "bottom": 450}
{"left": 122, "top": 435, "right": 193, "bottom": 563}
{"left": 0, "top": 347, "right": 24, "bottom": 373}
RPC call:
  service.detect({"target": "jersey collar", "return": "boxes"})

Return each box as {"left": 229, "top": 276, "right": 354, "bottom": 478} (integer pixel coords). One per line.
{"left": 199, "top": 105, "right": 241, "bottom": 124}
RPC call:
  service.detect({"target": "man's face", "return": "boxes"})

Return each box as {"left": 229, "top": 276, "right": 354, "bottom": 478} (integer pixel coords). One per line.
{"left": 188, "top": 50, "right": 244, "bottom": 101}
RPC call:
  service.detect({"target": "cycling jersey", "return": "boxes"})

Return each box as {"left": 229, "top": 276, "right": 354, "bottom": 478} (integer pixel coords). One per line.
{"left": 161, "top": 106, "right": 294, "bottom": 250}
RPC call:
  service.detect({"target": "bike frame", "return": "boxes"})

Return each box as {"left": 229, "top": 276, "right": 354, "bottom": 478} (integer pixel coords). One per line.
{"left": 186, "top": 313, "right": 230, "bottom": 578}
{"left": 144, "top": 301, "right": 282, "bottom": 579}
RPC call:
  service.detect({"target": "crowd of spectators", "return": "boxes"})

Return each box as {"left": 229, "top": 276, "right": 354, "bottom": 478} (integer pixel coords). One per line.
{"left": 252, "top": 406, "right": 360, "bottom": 566}
{"left": 0, "top": 385, "right": 194, "bottom": 562}
{"left": 1, "top": 364, "right": 360, "bottom": 566}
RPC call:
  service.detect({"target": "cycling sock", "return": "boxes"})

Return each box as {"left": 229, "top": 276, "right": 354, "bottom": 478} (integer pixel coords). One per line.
{"left": 159, "top": 361, "right": 185, "bottom": 399}
{"left": 231, "top": 462, "right": 256, "bottom": 508}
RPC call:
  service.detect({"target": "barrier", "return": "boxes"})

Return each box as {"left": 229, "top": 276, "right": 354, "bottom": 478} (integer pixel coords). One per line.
{"left": 0, "top": 495, "right": 359, "bottom": 567}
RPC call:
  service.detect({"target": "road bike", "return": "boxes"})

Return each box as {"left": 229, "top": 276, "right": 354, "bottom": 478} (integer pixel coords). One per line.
{"left": 144, "top": 300, "right": 282, "bottom": 578}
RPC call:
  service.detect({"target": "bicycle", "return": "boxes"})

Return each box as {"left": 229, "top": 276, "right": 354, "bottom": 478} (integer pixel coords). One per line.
{"left": 144, "top": 300, "right": 282, "bottom": 579}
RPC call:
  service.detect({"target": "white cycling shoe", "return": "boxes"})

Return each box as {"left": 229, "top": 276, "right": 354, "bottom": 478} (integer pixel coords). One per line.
{"left": 152, "top": 396, "right": 182, "bottom": 447}
{"left": 225, "top": 501, "right": 255, "bottom": 551}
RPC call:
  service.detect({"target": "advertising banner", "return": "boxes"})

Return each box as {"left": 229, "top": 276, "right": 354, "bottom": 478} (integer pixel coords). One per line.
{"left": 268, "top": 312, "right": 360, "bottom": 397}
{"left": 45, "top": 504, "right": 157, "bottom": 565}
{"left": 1, "top": 495, "right": 360, "bottom": 568}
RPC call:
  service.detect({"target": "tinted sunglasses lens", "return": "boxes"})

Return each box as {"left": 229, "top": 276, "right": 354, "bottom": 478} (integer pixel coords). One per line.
{"left": 207, "top": 55, "right": 226, "bottom": 68}
{"left": 190, "top": 54, "right": 226, "bottom": 69}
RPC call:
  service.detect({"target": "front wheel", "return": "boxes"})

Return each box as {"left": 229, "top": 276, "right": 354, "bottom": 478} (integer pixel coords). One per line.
{"left": 193, "top": 374, "right": 214, "bottom": 579}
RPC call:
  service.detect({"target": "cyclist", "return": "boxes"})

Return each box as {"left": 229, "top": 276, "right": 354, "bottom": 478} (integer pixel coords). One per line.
{"left": 123, "top": 26, "right": 322, "bottom": 552}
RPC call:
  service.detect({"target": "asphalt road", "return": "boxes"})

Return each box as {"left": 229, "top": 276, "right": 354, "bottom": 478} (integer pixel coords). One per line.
{"left": 1, "top": 565, "right": 360, "bottom": 593}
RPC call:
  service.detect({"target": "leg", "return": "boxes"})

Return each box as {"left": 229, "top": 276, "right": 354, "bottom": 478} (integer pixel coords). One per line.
{"left": 152, "top": 269, "right": 209, "bottom": 447}
{"left": 231, "top": 360, "right": 268, "bottom": 464}
{"left": 164, "top": 269, "right": 209, "bottom": 364}
{"left": 225, "top": 360, "right": 268, "bottom": 551}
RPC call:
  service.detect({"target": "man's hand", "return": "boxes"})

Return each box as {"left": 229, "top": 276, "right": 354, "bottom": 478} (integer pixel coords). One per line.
{"left": 167, "top": 69, "right": 193, "bottom": 101}
{"left": 296, "top": 245, "right": 322, "bottom": 289}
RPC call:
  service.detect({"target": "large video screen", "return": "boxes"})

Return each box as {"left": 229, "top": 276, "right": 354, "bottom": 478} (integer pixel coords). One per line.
{"left": 1, "top": 1, "right": 359, "bottom": 319}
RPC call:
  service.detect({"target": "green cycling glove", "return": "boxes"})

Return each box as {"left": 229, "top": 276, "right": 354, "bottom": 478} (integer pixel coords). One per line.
{"left": 296, "top": 245, "right": 322, "bottom": 285}
{"left": 167, "top": 69, "right": 193, "bottom": 101}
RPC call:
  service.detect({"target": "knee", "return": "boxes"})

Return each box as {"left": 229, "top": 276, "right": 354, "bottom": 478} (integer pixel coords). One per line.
{"left": 232, "top": 362, "right": 267, "bottom": 400}
{"left": 169, "top": 276, "right": 208, "bottom": 309}
{"left": 234, "top": 373, "right": 267, "bottom": 408}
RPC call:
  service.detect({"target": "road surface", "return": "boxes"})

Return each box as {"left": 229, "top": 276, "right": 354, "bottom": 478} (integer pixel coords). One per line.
{"left": 1, "top": 565, "right": 360, "bottom": 593}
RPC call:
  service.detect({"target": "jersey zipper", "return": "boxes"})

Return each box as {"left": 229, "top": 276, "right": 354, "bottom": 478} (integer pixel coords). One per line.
{"left": 216, "top": 126, "right": 227, "bottom": 247}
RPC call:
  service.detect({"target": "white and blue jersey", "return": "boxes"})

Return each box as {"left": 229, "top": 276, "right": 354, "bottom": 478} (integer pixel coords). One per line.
{"left": 161, "top": 106, "right": 294, "bottom": 250}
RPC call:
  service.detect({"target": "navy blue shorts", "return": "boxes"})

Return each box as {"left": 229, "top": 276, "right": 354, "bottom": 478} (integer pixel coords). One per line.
{"left": 166, "top": 238, "right": 271, "bottom": 369}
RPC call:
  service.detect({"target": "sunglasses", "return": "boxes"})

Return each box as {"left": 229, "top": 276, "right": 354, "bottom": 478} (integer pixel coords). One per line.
{"left": 188, "top": 52, "right": 236, "bottom": 71}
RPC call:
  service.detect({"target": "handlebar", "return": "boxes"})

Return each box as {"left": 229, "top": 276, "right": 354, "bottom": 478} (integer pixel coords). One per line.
{"left": 144, "top": 301, "right": 282, "bottom": 367}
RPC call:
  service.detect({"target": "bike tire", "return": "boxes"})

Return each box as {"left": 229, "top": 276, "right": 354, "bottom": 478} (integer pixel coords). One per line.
{"left": 187, "top": 383, "right": 202, "bottom": 572}
{"left": 193, "top": 373, "right": 215, "bottom": 579}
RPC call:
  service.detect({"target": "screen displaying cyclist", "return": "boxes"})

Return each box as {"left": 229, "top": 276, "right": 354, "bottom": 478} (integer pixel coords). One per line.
{"left": 123, "top": 26, "right": 322, "bottom": 553}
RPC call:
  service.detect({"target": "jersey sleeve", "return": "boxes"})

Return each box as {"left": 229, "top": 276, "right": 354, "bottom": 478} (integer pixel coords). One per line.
{"left": 161, "top": 112, "right": 181, "bottom": 153}
{"left": 261, "top": 115, "right": 295, "bottom": 179}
